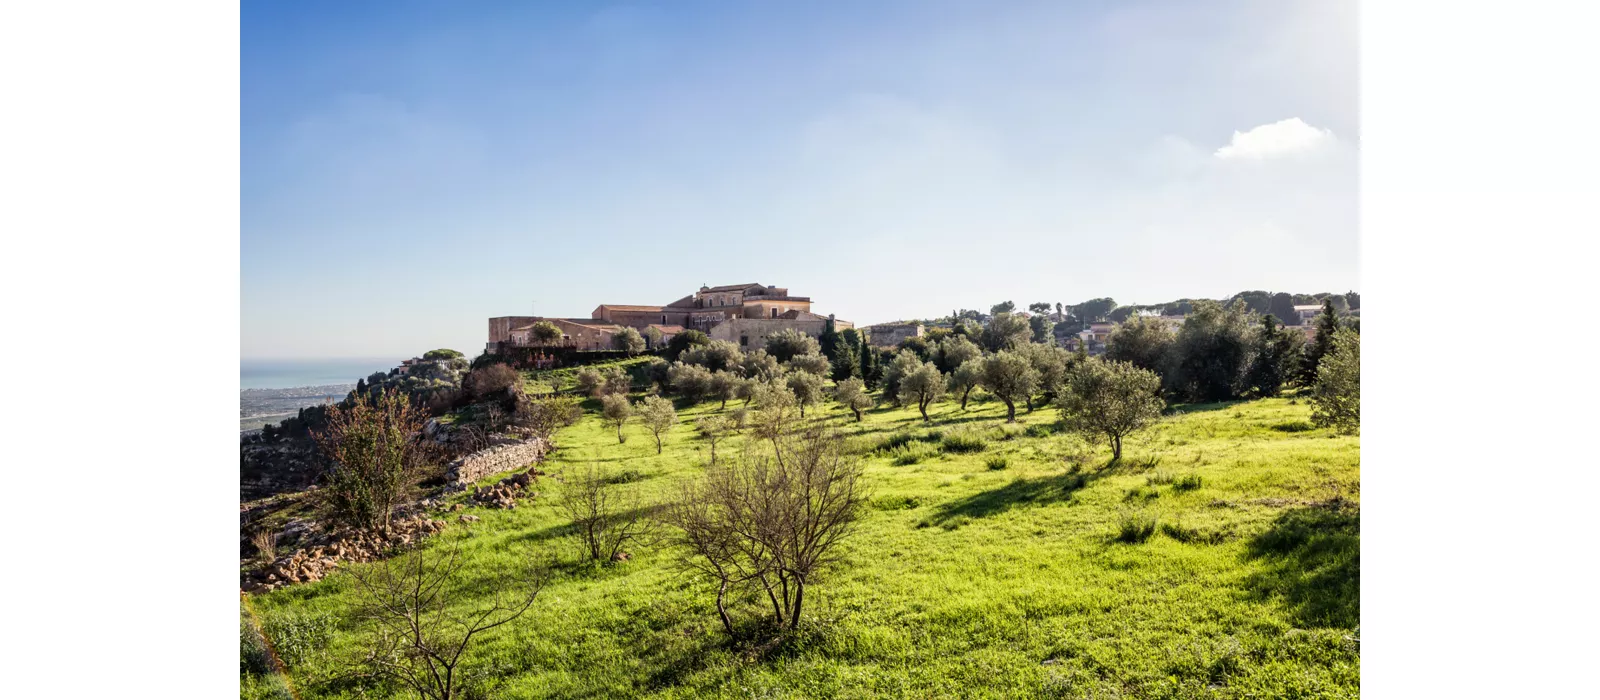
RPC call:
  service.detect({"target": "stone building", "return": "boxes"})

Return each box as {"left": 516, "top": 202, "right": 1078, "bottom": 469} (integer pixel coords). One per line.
{"left": 862, "top": 322, "right": 924, "bottom": 348}
{"left": 489, "top": 282, "right": 851, "bottom": 353}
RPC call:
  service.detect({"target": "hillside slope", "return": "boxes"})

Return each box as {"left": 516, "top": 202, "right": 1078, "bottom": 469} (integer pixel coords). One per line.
{"left": 245, "top": 394, "right": 1358, "bottom": 699}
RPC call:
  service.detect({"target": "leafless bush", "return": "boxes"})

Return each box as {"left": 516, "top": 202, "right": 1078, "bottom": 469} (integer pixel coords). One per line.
{"left": 251, "top": 530, "right": 277, "bottom": 565}
{"left": 351, "top": 541, "right": 544, "bottom": 700}
{"left": 664, "top": 426, "right": 865, "bottom": 634}
{"left": 554, "top": 464, "right": 656, "bottom": 564}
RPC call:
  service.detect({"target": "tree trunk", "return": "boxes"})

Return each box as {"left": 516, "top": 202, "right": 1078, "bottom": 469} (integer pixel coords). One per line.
{"left": 655, "top": 435, "right": 663, "bottom": 454}
{"left": 919, "top": 400, "right": 929, "bottom": 422}
{"left": 1025, "top": 395, "right": 1034, "bottom": 413}
{"left": 789, "top": 577, "right": 806, "bottom": 629}
{"left": 1112, "top": 435, "right": 1122, "bottom": 461}
{"left": 1004, "top": 399, "right": 1016, "bottom": 422}
{"left": 759, "top": 573, "right": 785, "bottom": 624}
{"left": 961, "top": 387, "right": 971, "bottom": 410}
{"left": 852, "top": 407, "right": 862, "bottom": 421}
{"left": 721, "top": 397, "right": 727, "bottom": 409}
{"left": 716, "top": 579, "right": 735, "bottom": 636}
{"left": 616, "top": 423, "right": 624, "bottom": 443}
{"left": 799, "top": 403, "right": 805, "bottom": 418}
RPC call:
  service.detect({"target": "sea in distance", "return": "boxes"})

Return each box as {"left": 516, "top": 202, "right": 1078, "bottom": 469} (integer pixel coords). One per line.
{"left": 240, "top": 357, "right": 401, "bottom": 433}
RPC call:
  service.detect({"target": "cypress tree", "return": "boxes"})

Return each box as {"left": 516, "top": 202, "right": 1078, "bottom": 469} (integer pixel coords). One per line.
{"left": 861, "top": 343, "right": 880, "bottom": 390}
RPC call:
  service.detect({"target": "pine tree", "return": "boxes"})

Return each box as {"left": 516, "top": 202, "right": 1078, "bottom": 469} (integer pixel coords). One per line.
{"left": 1299, "top": 299, "right": 1342, "bottom": 385}
{"left": 831, "top": 342, "right": 859, "bottom": 381}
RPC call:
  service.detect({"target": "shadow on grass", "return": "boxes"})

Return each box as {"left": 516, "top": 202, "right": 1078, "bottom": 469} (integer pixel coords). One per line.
{"left": 926, "top": 461, "right": 1122, "bottom": 525}
{"left": 1243, "top": 500, "right": 1360, "bottom": 629}
{"left": 1164, "top": 400, "right": 1247, "bottom": 416}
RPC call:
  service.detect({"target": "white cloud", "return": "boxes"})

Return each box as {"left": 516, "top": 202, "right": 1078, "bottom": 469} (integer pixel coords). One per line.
{"left": 1214, "top": 117, "right": 1335, "bottom": 160}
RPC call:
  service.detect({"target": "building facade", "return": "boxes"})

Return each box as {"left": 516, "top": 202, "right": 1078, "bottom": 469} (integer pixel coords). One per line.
{"left": 489, "top": 282, "right": 851, "bottom": 353}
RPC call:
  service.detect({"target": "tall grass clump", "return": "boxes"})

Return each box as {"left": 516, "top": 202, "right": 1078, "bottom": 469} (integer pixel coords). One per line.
{"left": 940, "top": 431, "right": 988, "bottom": 454}
{"left": 1173, "top": 474, "right": 1204, "bottom": 491}
{"left": 890, "top": 442, "right": 937, "bottom": 466}
{"left": 1115, "top": 509, "right": 1159, "bottom": 543}
{"left": 985, "top": 455, "right": 1010, "bottom": 471}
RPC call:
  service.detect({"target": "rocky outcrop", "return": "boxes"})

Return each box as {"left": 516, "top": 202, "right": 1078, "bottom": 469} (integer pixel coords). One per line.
{"left": 446, "top": 438, "right": 548, "bottom": 487}
{"left": 469, "top": 468, "right": 544, "bottom": 509}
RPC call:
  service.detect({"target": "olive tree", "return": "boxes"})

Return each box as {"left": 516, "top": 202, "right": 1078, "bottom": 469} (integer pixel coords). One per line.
{"left": 833, "top": 377, "right": 873, "bottom": 421}
{"left": 574, "top": 367, "right": 604, "bottom": 397}
{"left": 637, "top": 395, "right": 678, "bottom": 454}
{"left": 707, "top": 370, "right": 738, "bottom": 409}
{"left": 668, "top": 362, "right": 714, "bottom": 404}
{"left": 979, "top": 312, "right": 1031, "bottom": 353}
{"left": 786, "top": 352, "right": 831, "bottom": 377}
{"left": 897, "top": 361, "right": 946, "bottom": 422}
{"left": 1056, "top": 358, "right": 1165, "bottom": 461}
{"left": 682, "top": 340, "right": 743, "bottom": 372}
{"left": 979, "top": 351, "right": 1040, "bottom": 422}
{"left": 880, "top": 350, "right": 924, "bottom": 407}
{"left": 1310, "top": 328, "right": 1359, "bottom": 433}
{"left": 601, "top": 393, "right": 632, "bottom": 444}
{"left": 531, "top": 321, "right": 563, "bottom": 344}
{"left": 932, "top": 335, "right": 981, "bottom": 374}
{"left": 738, "top": 349, "right": 783, "bottom": 382}
{"left": 611, "top": 327, "right": 646, "bottom": 353}
{"left": 696, "top": 414, "right": 738, "bottom": 465}
{"left": 785, "top": 370, "right": 826, "bottom": 418}
{"left": 1105, "top": 315, "right": 1175, "bottom": 375}
{"left": 764, "top": 328, "right": 820, "bottom": 363}
{"left": 949, "top": 358, "right": 983, "bottom": 410}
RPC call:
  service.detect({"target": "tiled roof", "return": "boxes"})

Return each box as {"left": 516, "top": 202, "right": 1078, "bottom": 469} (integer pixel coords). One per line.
{"left": 596, "top": 304, "right": 664, "bottom": 312}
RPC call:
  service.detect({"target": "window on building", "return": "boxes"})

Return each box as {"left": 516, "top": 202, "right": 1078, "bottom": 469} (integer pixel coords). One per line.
{"left": 662, "top": 314, "right": 667, "bottom": 324}
{"left": 739, "top": 335, "right": 748, "bottom": 346}
{"left": 771, "top": 307, "right": 778, "bottom": 318}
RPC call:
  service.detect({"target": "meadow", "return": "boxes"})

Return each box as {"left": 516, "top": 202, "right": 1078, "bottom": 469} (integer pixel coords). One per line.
{"left": 243, "top": 388, "right": 1359, "bottom": 699}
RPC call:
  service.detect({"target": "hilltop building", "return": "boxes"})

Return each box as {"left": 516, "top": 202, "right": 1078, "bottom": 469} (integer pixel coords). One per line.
{"left": 488, "top": 283, "right": 852, "bottom": 353}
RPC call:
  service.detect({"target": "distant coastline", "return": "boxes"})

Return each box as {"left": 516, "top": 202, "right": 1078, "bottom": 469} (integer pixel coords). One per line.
{"left": 240, "top": 358, "right": 401, "bottom": 434}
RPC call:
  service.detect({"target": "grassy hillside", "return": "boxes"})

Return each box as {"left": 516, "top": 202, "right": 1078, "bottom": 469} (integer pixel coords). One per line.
{"left": 244, "top": 392, "right": 1359, "bottom": 699}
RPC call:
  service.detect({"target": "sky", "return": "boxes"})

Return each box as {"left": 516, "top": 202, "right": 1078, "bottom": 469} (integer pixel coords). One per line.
{"left": 242, "top": 0, "right": 1357, "bottom": 360}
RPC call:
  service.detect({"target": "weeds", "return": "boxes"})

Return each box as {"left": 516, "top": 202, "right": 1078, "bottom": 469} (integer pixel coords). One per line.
{"left": 1173, "top": 474, "right": 1204, "bottom": 492}
{"left": 1272, "top": 420, "right": 1316, "bottom": 433}
{"left": 985, "top": 456, "right": 1010, "bottom": 471}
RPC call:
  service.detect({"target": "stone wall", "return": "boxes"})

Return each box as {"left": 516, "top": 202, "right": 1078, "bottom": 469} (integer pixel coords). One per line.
{"left": 446, "top": 438, "right": 548, "bottom": 487}
{"left": 708, "top": 317, "right": 830, "bottom": 351}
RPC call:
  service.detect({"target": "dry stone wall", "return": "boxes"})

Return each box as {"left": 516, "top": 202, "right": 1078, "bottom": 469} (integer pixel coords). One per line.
{"left": 447, "top": 438, "right": 548, "bottom": 486}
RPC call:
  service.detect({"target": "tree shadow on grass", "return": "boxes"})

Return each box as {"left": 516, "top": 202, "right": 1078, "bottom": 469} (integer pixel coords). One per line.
{"left": 1164, "top": 400, "right": 1247, "bottom": 416}
{"left": 1243, "top": 500, "right": 1360, "bottom": 629}
{"left": 926, "top": 461, "right": 1123, "bottom": 525}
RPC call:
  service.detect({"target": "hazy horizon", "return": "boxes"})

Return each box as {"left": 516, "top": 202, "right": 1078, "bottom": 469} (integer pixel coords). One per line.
{"left": 244, "top": 0, "right": 1357, "bottom": 359}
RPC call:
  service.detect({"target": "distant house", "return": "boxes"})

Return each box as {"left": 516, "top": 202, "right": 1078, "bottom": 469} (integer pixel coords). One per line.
{"left": 1292, "top": 305, "right": 1324, "bottom": 326}
{"left": 862, "top": 322, "right": 924, "bottom": 348}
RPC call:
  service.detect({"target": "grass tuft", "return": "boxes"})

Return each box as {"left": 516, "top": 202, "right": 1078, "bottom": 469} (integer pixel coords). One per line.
{"left": 1115, "top": 510, "right": 1160, "bottom": 543}
{"left": 984, "top": 455, "right": 1009, "bottom": 471}
{"left": 940, "top": 431, "right": 989, "bottom": 454}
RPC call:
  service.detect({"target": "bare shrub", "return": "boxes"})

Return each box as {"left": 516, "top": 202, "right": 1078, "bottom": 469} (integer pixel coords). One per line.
{"left": 664, "top": 427, "right": 866, "bottom": 634}
{"left": 351, "top": 541, "right": 544, "bottom": 700}
{"left": 251, "top": 530, "right": 278, "bottom": 565}
{"left": 554, "top": 464, "right": 656, "bottom": 563}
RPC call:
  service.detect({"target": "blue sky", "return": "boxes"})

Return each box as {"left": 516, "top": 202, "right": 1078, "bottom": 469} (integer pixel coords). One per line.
{"left": 242, "top": 0, "right": 1357, "bottom": 359}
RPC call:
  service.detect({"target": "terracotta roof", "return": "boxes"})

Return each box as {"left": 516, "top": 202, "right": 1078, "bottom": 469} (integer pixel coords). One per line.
{"left": 596, "top": 304, "right": 664, "bottom": 312}
{"left": 663, "top": 295, "right": 698, "bottom": 308}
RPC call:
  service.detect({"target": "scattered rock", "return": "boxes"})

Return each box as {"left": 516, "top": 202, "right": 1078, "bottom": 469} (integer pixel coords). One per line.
{"left": 459, "top": 514, "right": 480, "bottom": 523}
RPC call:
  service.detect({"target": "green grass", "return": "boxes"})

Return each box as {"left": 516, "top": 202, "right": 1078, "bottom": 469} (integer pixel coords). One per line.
{"left": 245, "top": 394, "right": 1359, "bottom": 699}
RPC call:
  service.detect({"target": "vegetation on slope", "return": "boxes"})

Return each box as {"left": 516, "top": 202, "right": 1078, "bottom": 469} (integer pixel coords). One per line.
{"left": 244, "top": 391, "right": 1359, "bottom": 699}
